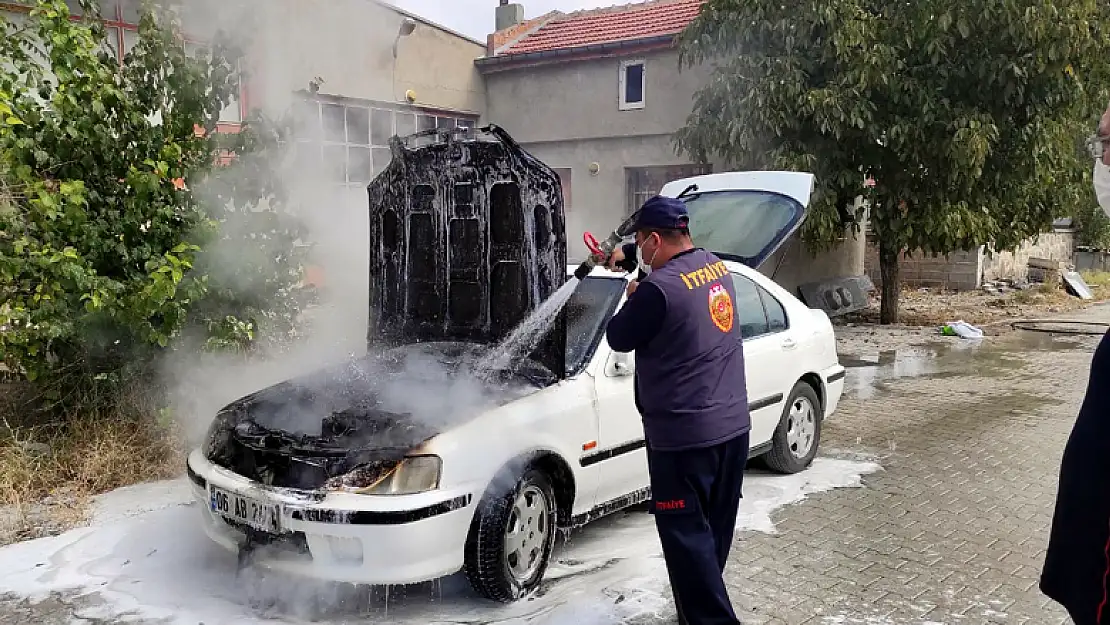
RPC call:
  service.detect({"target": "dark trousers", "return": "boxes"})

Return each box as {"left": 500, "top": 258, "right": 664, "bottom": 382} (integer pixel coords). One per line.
{"left": 647, "top": 432, "right": 749, "bottom": 625}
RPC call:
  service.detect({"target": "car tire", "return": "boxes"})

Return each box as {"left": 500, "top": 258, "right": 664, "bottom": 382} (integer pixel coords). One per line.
{"left": 464, "top": 467, "right": 558, "bottom": 603}
{"left": 763, "top": 381, "right": 822, "bottom": 474}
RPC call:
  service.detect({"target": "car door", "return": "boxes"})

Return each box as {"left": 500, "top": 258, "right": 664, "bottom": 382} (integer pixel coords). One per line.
{"left": 591, "top": 321, "right": 651, "bottom": 507}
{"left": 564, "top": 276, "right": 644, "bottom": 509}
{"left": 728, "top": 270, "right": 798, "bottom": 448}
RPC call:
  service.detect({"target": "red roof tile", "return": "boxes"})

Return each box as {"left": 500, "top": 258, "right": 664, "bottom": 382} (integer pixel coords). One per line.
{"left": 497, "top": 0, "right": 702, "bottom": 57}
{"left": 491, "top": 11, "right": 559, "bottom": 51}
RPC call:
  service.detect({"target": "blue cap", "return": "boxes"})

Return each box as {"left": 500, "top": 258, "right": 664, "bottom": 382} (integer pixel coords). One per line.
{"left": 635, "top": 195, "right": 690, "bottom": 231}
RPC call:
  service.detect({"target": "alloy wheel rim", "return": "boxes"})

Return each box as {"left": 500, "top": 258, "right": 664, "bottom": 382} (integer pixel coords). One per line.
{"left": 786, "top": 396, "right": 817, "bottom": 459}
{"left": 504, "top": 484, "right": 550, "bottom": 583}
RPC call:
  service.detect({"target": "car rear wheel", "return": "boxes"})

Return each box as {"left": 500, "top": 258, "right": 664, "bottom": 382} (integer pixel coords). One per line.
{"left": 763, "top": 382, "right": 822, "bottom": 474}
{"left": 464, "top": 468, "right": 557, "bottom": 602}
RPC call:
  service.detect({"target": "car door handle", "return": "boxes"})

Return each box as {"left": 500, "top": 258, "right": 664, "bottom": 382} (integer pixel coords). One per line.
{"left": 781, "top": 338, "right": 797, "bottom": 350}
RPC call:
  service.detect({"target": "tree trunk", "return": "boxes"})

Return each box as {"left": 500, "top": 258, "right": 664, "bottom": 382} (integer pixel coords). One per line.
{"left": 878, "top": 241, "right": 900, "bottom": 325}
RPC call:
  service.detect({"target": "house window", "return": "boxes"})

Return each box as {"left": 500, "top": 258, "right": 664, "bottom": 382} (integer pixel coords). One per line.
{"left": 619, "top": 59, "right": 645, "bottom": 111}
{"left": 626, "top": 164, "right": 712, "bottom": 215}
{"left": 294, "top": 96, "right": 477, "bottom": 188}
{"left": 62, "top": 1, "right": 247, "bottom": 124}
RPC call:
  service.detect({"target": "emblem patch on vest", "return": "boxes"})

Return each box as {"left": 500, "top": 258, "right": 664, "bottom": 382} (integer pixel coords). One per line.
{"left": 708, "top": 283, "right": 734, "bottom": 333}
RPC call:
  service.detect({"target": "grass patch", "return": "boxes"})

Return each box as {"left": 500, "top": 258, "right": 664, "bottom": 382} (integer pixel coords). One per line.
{"left": 0, "top": 384, "right": 183, "bottom": 542}
{"left": 1010, "top": 282, "right": 1065, "bottom": 306}
{"left": 1081, "top": 270, "right": 1110, "bottom": 289}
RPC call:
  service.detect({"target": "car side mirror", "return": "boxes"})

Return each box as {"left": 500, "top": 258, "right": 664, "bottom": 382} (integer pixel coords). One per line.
{"left": 606, "top": 352, "right": 634, "bottom": 377}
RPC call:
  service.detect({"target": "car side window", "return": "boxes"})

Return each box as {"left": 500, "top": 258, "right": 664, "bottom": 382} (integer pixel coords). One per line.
{"left": 760, "top": 287, "right": 788, "bottom": 333}
{"left": 729, "top": 274, "right": 769, "bottom": 339}
{"left": 564, "top": 276, "right": 626, "bottom": 375}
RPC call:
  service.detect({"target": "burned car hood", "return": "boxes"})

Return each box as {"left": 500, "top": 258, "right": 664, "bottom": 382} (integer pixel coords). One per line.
{"left": 203, "top": 126, "right": 570, "bottom": 491}
{"left": 366, "top": 124, "right": 568, "bottom": 379}
{"left": 204, "top": 342, "right": 554, "bottom": 490}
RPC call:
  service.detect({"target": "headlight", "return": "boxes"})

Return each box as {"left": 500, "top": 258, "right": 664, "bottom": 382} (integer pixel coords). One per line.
{"left": 202, "top": 410, "right": 233, "bottom": 461}
{"left": 324, "top": 456, "right": 441, "bottom": 495}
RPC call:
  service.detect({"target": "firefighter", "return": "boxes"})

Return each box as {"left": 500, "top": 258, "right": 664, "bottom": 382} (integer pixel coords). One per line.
{"left": 1040, "top": 101, "right": 1110, "bottom": 624}
{"left": 603, "top": 195, "right": 748, "bottom": 625}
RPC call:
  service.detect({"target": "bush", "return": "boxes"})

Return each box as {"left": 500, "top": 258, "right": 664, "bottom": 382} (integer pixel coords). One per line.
{"left": 0, "top": 0, "right": 309, "bottom": 410}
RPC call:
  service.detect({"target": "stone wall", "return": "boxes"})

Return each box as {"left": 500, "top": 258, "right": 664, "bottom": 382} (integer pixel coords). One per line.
{"left": 864, "top": 231, "right": 1076, "bottom": 291}
{"left": 982, "top": 232, "right": 1074, "bottom": 283}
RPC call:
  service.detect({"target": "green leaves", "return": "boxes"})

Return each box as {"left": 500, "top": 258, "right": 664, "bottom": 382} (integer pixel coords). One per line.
{"left": 0, "top": 0, "right": 308, "bottom": 401}
{"left": 677, "top": 0, "right": 1110, "bottom": 322}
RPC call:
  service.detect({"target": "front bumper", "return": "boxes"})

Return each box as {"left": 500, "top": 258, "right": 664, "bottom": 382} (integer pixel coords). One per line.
{"left": 186, "top": 449, "right": 476, "bottom": 585}
{"left": 822, "top": 364, "right": 846, "bottom": 418}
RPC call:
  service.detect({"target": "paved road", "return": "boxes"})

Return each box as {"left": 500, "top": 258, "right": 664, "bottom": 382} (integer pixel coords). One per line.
{"left": 722, "top": 311, "right": 1108, "bottom": 625}
{"left": 0, "top": 308, "right": 1105, "bottom": 624}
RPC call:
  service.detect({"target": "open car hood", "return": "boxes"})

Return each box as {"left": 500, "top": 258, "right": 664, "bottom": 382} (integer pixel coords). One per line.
{"left": 367, "top": 124, "right": 568, "bottom": 379}
{"left": 659, "top": 171, "right": 815, "bottom": 268}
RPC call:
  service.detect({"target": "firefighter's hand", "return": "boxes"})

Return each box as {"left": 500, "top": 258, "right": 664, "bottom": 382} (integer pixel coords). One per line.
{"left": 606, "top": 246, "right": 626, "bottom": 271}
{"left": 626, "top": 280, "right": 639, "bottom": 296}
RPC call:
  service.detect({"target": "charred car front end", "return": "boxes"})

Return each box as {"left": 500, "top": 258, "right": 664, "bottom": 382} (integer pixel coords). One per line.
{"left": 187, "top": 125, "right": 569, "bottom": 585}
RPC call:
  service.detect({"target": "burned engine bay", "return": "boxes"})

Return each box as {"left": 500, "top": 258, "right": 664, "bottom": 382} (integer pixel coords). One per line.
{"left": 204, "top": 342, "right": 556, "bottom": 490}
{"left": 205, "top": 125, "right": 569, "bottom": 491}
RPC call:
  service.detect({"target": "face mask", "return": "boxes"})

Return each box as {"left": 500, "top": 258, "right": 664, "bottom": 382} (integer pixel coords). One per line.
{"left": 1096, "top": 160, "right": 1110, "bottom": 217}
{"left": 636, "top": 236, "right": 658, "bottom": 275}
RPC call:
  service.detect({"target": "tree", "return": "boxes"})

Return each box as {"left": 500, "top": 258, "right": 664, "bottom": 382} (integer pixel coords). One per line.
{"left": 0, "top": 0, "right": 308, "bottom": 408}
{"left": 676, "top": 0, "right": 1110, "bottom": 323}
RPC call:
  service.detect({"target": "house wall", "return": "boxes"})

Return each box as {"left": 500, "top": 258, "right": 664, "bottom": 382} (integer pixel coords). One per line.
{"left": 509, "top": 135, "right": 693, "bottom": 261}
{"left": 762, "top": 230, "right": 867, "bottom": 295}
{"left": 246, "top": 0, "right": 486, "bottom": 117}
{"left": 484, "top": 48, "right": 709, "bottom": 143}
{"left": 0, "top": 0, "right": 486, "bottom": 119}
{"left": 483, "top": 49, "right": 865, "bottom": 292}
{"left": 485, "top": 49, "right": 708, "bottom": 260}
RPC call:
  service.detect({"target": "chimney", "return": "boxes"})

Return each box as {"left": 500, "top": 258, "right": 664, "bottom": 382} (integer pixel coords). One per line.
{"left": 495, "top": 1, "right": 525, "bottom": 32}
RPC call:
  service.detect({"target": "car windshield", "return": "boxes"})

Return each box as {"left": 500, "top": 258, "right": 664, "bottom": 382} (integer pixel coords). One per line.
{"left": 682, "top": 190, "right": 802, "bottom": 264}
{"left": 564, "top": 276, "right": 626, "bottom": 375}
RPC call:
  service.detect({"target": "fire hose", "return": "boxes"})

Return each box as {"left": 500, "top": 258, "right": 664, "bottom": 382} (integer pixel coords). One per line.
{"left": 1011, "top": 320, "right": 1110, "bottom": 336}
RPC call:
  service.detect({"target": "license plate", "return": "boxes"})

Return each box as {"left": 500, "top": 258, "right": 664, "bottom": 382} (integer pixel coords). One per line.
{"left": 209, "top": 485, "right": 282, "bottom": 534}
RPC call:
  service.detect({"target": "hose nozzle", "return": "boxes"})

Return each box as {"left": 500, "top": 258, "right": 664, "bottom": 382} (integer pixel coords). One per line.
{"left": 571, "top": 209, "right": 641, "bottom": 281}
{"left": 574, "top": 230, "right": 623, "bottom": 280}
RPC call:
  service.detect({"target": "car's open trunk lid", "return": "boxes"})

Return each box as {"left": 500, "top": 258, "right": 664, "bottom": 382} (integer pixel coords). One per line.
{"left": 366, "top": 124, "right": 568, "bottom": 379}
{"left": 659, "top": 171, "right": 815, "bottom": 269}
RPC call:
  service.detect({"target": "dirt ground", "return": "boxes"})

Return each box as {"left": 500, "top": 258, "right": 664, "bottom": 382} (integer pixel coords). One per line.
{"left": 834, "top": 272, "right": 1110, "bottom": 356}
{"left": 851, "top": 271, "right": 1110, "bottom": 328}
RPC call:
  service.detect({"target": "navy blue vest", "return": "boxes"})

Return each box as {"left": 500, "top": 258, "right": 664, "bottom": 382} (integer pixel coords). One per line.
{"left": 634, "top": 248, "right": 750, "bottom": 451}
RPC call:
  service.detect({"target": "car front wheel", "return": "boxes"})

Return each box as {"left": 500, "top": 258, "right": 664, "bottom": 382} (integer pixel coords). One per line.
{"left": 463, "top": 467, "right": 557, "bottom": 602}
{"left": 763, "top": 382, "right": 822, "bottom": 474}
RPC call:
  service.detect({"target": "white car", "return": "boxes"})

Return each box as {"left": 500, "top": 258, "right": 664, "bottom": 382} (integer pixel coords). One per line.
{"left": 186, "top": 127, "right": 845, "bottom": 603}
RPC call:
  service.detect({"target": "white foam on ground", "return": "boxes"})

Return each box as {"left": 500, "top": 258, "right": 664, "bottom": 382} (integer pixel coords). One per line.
{"left": 0, "top": 457, "right": 880, "bottom": 624}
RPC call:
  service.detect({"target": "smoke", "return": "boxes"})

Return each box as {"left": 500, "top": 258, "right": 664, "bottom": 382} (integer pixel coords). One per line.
{"left": 147, "top": 4, "right": 586, "bottom": 618}
{"left": 160, "top": 0, "right": 405, "bottom": 445}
